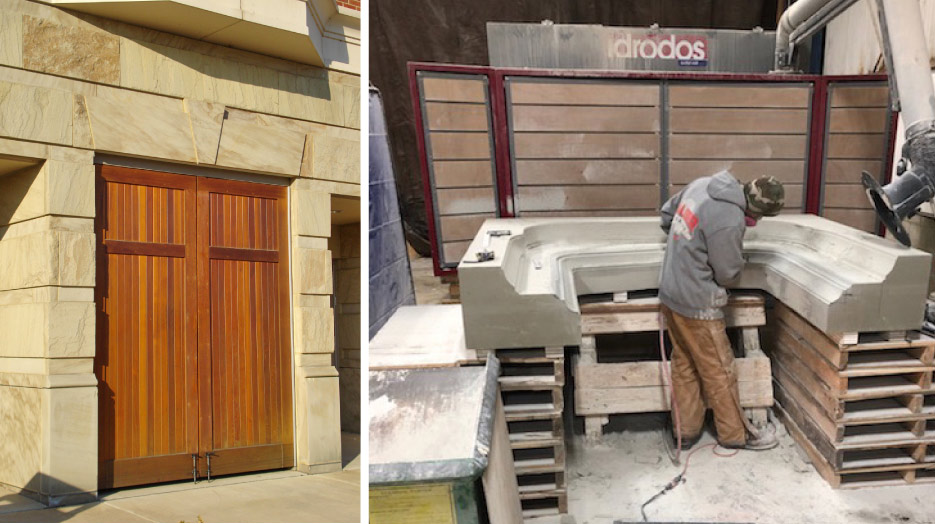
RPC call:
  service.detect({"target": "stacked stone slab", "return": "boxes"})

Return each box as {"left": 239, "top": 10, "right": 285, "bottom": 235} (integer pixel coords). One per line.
{"left": 769, "top": 303, "right": 935, "bottom": 488}
{"left": 477, "top": 347, "right": 568, "bottom": 522}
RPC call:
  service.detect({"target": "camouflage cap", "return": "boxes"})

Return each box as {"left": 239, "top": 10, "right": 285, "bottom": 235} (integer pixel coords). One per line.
{"left": 744, "top": 176, "right": 785, "bottom": 217}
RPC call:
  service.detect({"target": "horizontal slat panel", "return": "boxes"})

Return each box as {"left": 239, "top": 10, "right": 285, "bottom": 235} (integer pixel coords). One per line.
{"left": 670, "top": 108, "right": 808, "bottom": 134}
{"left": 669, "top": 86, "right": 810, "bottom": 108}
{"left": 422, "top": 76, "right": 486, "bottom": 103}
{"left": 824, "top": 159, "right": 884, "bottom": 184}
{"left": 515, "top": 159, "right": 659, "bottom": 185}
{"left": 518, "top": 185, "right": 659, "bottom": 212}
{"left": 439, "top": 214, "right": 495, "bottom": 242}
{"left": 436, "top": 187, "right": 497, "bottom": 215}
{"left": 521, "top": 209, "right": 656, "bottom": 218}
{"left": 425, "top": 102, "right": 489, "bottom": 131}
{"left": 433, "top": 160, "right": 495, "bottom": 188}
{"left": 429, "top": 132, "right": 492, "bottom": 160}
{"left": 510, "top": 81, "right": 659, "bottom": 106}
{"left": 829, "top": 107, "right": 889, "bottom": 133}
{"left": 669, "top": 160, "right": 806, "bottom": 184}
{"left": 209, "top": 246, "right": 278, "bottom": 262}
{"left": 443, "top": 240, "right": 472, "bottom": 265}
{"left": 830, "top": 86, "right": 889, "bottom": 108}
{"left": 670, "top": 134, "right": 807, "bottom": 159}
{"left": 823, "top": 184, "right": 872, "bottom": 209}
{"left": 826, "top": 134, "right": 886, "bottom": 159}
{"left": 513, "top": 133, "right": 658, "bottom": 159}
{"left": 669, "top": 183, "right": 804, "bottom": 210}
{"left": 823, "top": 208, "right": 878, "bottom": 232}
{"left": 512, "top": 106, "right": 659, "bottom": 132}
{"left": 104, "top": 240, "right": 186, "bottom": 258}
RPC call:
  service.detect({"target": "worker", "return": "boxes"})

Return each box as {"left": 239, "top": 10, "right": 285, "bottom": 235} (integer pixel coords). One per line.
{"left": 659, "top": 172, "right": 784, "bottom": 451}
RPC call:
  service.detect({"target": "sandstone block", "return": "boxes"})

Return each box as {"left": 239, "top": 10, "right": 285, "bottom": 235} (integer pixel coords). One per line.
{"left": 23, "top": 15, "right": 119, "bottom": 84}
{"left": 294, "top": 306, "right": 335, "bottom": 354}
{"left": 0, "top": 81, "right": 72, "bottom": 145}
{"left": 293, "top": 247, "right": 332, "bottom": 295}
{"left": 291, "top": 181, "right": 331, "bottom": 238}
{"left": 215, "top": 109, "right": 305, "bottom": 176}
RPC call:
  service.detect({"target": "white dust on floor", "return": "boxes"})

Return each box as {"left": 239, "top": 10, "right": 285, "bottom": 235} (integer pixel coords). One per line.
{"left": 567, "top": 421, "right": 935, "bottom": 524}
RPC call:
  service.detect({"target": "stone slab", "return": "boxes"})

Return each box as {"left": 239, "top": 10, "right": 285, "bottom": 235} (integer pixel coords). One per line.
{"left": 459, "top": 215, "right": 933, "bottom": 350}
{"left": 215, "top": 109, "right": 305, "bottom": 176}
{"left": 0, "top": 81, "right": 73, "bottom": 145}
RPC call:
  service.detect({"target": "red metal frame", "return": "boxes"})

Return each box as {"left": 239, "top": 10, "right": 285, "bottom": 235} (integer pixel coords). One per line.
{"left": 409, "top": 61, "right": 892, "bottom": 276}
{"left": 806, "top": 78, "right": 830, "bottom": 215}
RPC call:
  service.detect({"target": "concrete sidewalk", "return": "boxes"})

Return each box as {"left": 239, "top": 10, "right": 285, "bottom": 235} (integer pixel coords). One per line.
{"left": 0, "top": 434, "right": 361, "bottom": 523}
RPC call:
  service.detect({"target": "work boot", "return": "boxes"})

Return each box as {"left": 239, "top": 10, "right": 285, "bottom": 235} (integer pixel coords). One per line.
{"left": 664, "top": 421, "right": 701, "bottom": 451}
{"left": 722, "top": 429, "right": 779, "bottom": 451}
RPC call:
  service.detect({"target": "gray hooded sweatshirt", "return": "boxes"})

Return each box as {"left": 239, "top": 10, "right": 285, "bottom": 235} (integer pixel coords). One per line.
{"left": 658, "top": 171, "right": 746, "bottom": 320}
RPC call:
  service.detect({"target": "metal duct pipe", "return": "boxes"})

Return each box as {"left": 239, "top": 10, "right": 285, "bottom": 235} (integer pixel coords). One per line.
{"left": 863, "top": 0, "right": 935, "bottom": 246}
{"left": 775, "top": 0, "right": 855, "bottom": 70}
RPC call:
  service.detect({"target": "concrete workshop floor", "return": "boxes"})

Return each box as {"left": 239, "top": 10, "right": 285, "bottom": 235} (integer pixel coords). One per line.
{"left": 410, "top": 255, "right": 450, "bottom": 305}
{"left": 568, "top": 415, "right": 935, "bottom": 524}
{"left": 0, "top": 433, "right": 361, "bottom": 523}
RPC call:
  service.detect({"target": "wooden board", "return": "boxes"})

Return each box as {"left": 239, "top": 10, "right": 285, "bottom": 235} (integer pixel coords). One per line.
{"left": 514, "top": 159, "right": 659, "bottom": 186}
{"left": 669, "top": 108, "right": 808, "bottom": 134}
{"left": 669, "top": 134, "right": 807, "bottom": 159}
{"left": 430, "top": 132, "right": 492, "bottom": 160}
{"left": 436, "top": 187, "right": 497, "bottom": 215}
{"left": 575, "top": 356, "right": 770, "bottom": 389}
{"left": 425, "top": 102, "right": 489, "bottom": 131}
{"left": 825, "top": 134, "right": 887, "bottom": 159}
{"left": 829, "top": 85, "right": 889, "bottom": 108}
{"left": 509, "top": 81, "right": 659, "bottom": 106}
{"left": 668, "top": 85, "right": 810, "bottom": 108}
{"left": 574, "top": 364, "right": 772, "bottom": 415}
{"left": 517, "top": 185, "right": 659, "bottom": 212}
{"left": 423, "top": 76, "right": 486, "bottom": 103}
{"left": 828, "top": 107, "right": 889, "bottom": 133}
{"left": 580, "top": 295, "right": 765, "bottom": 335}
{"left": 512, "top": 105, "right": 659, "bottom": 132}
{"left": 440, "top": 214, "right": 496, "bottom": 242}
{"left": 823, "top": 159, "right": 884, "bottom": 184}
{"left": 512, "top": 132, "right": 658, "bottom": 159}
{"left": 433, "top": 160, "right": 495, "bottom": 188}
{"left": 96, "top": 166, "right": 293, "bottom": 489}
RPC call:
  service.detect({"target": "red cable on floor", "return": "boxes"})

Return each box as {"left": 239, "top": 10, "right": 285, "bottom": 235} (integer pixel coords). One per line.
{"left": 643, "top": 312, "right": 740, "bottom": 522}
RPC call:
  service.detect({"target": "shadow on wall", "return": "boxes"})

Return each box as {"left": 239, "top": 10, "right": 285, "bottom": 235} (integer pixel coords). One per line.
{"left": 69, "top": 10, "right": 335, "bottom": 101}
{"left": 0, "top": 473, "right": 97, "bottom": 521}
{"left": 0, "top": 162, "right": 45, "bottom": 242}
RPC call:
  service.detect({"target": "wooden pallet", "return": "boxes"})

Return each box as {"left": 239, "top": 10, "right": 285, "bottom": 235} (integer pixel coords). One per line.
{"left": 576, "top": 292, "right": 771, "bottom": 442}
{"left": 485, "top": 348, "right": 569, "bottom": 522}
{"left": 769, "top": 303, "right": 935, "bottom": 488}
{"left": 778, "top": 401, "right": 935, "bottom": 488}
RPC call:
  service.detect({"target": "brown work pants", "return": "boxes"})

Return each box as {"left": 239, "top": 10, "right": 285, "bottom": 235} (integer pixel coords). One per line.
{"left": 663, "top": 306, "right": 746, "bottom": 446}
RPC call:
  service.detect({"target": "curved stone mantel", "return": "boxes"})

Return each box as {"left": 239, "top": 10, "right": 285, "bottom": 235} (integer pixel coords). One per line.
{"left": 459, "top": 215, "right": 932, "bottom": 350}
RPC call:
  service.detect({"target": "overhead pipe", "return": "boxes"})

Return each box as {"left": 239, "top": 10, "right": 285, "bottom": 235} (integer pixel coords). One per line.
{"left": 861, "top": 0, "right": 935, "bottom": 246}
{"left": 774, "top": 0, "right": 858, "bottom": 70}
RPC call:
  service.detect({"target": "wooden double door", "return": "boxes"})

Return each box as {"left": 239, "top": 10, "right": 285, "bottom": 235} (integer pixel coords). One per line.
{"left": 95, "top": 165, "right": 293, "bottom": 489}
